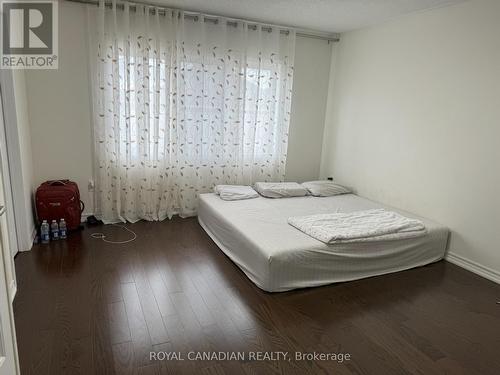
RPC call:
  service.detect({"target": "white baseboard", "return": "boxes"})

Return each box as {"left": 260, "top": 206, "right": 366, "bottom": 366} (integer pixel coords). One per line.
{"left": 30, "top": 225, "right": 36, "bottom": 247}
{"left": 9, "top": 279, "right": 17, "bottom": 302}
{"left": 445, "top": 252, "right": 500, "bottom": 285}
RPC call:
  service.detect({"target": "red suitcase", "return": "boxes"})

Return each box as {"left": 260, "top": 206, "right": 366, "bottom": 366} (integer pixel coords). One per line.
{"left": 35, "top": 180, "right": 84, "bottom": 230}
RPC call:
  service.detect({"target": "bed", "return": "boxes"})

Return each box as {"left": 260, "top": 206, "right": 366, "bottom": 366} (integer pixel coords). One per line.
{"left": 198, "top": 193, "right": 449, "bottom": 292}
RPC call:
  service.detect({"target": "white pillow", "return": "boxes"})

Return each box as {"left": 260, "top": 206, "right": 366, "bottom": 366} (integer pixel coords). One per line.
{"left": 254, "top": 182, "right": 308, "bottom": 198}
{"left": 214, "top": 185, "right": 258, "bottom": 201}
{"left": 301, "top": 181, "right": 351, "bottom": 197}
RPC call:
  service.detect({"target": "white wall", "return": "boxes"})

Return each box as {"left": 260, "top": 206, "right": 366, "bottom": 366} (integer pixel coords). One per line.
{"left": 26, "top": 1, "right": 94, "bottom": 217}
{"left": 25, "top": 2, "right": 332, "bottom": 216}
{"left": 321, "top": 0, "right": 500, "bottom": 281}
{"left": 286, "top": 37, "right": 333, "bottom": 182}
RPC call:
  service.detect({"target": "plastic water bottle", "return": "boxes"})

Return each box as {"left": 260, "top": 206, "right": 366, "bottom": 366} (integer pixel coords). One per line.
{"left": 59, "top": 218, "right": 67, "bottom": 239}
{"left": 51, "top": 219, "right": 59, "bottom": 240}
{"left": 41, "top": 220, "right": 50, "bottom": 244}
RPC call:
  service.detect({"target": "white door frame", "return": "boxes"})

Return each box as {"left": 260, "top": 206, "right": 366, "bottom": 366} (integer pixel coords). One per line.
{"left": 0, "top": 69, "right": 30, "bottom": 259}
{"left": 0, "top": 77, "right": 21, "bottom": 375}
{"left": 0, "top": 206, "right": 20, "bottom": 375}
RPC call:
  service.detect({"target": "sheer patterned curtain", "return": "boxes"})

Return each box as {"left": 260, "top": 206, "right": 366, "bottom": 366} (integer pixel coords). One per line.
{"left": 88, "top": 0, "right": 295, "bottom": 223}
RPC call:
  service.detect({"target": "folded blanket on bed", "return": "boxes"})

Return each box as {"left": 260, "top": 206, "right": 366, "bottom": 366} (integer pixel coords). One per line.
{"left": 214, "top": 185, "right": 259, "bottom": 201}
{"left": 288, "top": 209, "right": 427, "bottom": 244}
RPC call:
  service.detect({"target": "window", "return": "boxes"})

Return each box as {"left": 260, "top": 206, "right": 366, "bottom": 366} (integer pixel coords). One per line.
{"left": 117, "top": 54, "right": 279, "bottom": 164}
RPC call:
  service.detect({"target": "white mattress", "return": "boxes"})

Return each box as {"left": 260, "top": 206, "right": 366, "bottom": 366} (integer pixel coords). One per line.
{"left": 198, "top": 193, "right": 449, "bottom": 292}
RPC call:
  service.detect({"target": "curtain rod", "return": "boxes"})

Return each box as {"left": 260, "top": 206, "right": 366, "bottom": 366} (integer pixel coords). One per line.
{"left": 64, "top": 0, "right": 340, "bottom": 42}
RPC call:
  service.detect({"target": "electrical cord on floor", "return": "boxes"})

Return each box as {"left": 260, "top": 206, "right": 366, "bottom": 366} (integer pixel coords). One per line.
{"left": 90, "top": 224, "right": 137, "bottom": 244}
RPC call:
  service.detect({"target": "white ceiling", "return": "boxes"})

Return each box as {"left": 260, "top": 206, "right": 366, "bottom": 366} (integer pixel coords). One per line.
{"left": 142, "top": 0, "right": 467, "bottom": 34}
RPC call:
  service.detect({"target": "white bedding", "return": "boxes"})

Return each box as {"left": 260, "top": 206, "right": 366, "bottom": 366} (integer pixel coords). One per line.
{"left": 198, "top": 193, "right": 449, "bottom": 292}
{"left": 288, "top": 209, "right": 426, "bottom": 244}
{"left": 254, "top": 182, "right": 308, "bottom": 198}
{"left": 301, "top": 180, "right": 351, "bottom": 197}
{"left": 214, "top": 185, "right": 258, "bottom": 201}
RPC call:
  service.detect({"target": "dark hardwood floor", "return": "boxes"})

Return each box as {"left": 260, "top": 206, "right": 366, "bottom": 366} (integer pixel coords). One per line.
{"left": 13, "top": 217, "right": 500, "bottom": 375}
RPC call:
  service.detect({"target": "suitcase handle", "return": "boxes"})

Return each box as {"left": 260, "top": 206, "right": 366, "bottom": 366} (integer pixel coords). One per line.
{"left": 48, "top": 180, "right": 69, "bottom": 186}
{"left": 80, "top": 200, "right": 85, "bottom": 214}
